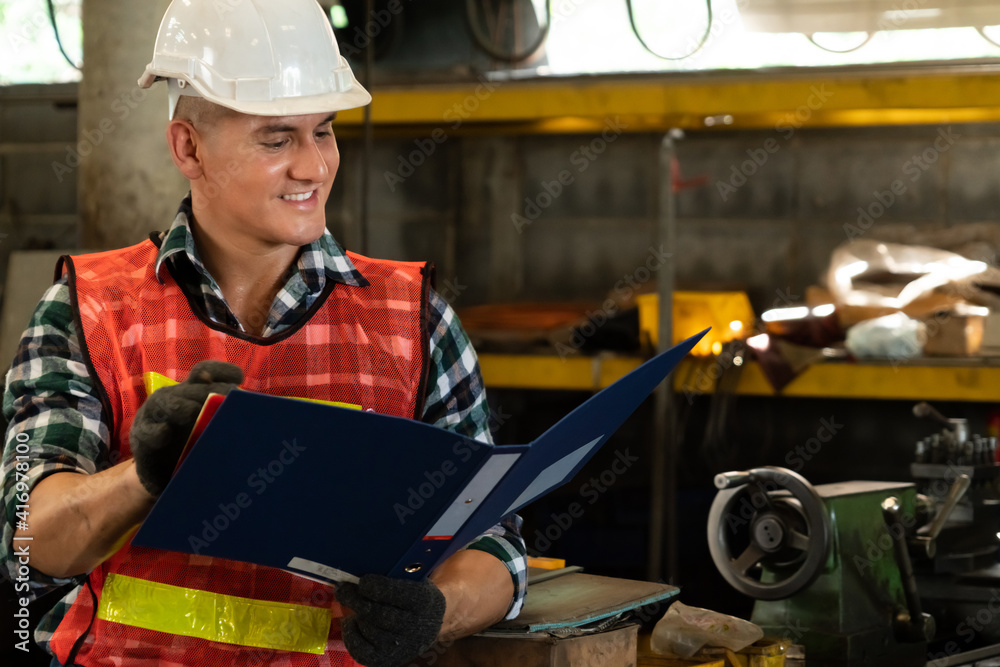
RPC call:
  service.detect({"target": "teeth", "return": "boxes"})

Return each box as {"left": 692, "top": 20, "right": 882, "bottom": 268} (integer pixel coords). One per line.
{"left": 281, "top": 191, "right": 313, "bottom": 201}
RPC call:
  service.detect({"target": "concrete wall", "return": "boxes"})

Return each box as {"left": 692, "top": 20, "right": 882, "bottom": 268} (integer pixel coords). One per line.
{"left": 78, "top": 0, "right": 185, "bottom": 249}
{"left": 0, "top": 84, "right": 80, "bottom": 288}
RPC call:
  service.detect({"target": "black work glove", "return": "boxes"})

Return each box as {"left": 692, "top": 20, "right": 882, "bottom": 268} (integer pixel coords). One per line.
{"left": 337, "top": 574, "right": 447, "bottom": 667}
{"left": 130, "top": 360, "right": 244, "bottom": 497}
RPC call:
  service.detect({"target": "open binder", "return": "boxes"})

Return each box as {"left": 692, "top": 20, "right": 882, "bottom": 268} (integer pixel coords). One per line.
{"left": 132, "top": 329, "right": 708, "bottom": 584}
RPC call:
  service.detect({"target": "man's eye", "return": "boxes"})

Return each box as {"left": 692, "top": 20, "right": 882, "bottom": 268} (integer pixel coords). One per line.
{"left": 263, "top": 139, "right": 287, "bottom": 149}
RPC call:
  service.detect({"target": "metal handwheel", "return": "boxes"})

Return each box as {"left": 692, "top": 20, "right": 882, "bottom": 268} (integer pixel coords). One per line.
{"left": 707, "top": 466, "right": 831, "bottom": 601}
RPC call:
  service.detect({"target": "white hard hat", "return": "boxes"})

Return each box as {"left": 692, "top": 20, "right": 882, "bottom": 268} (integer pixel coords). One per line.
{"left": 138, "top": 0, "right": 371, "bottom": 119}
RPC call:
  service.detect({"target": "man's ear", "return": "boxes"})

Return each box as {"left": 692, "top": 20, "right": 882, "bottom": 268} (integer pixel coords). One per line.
{"left": 166, "top": 119, "right": 204, "bottom": 180}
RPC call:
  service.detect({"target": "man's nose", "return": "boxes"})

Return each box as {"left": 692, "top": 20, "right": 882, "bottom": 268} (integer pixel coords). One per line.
{"left": 290, "top": 138, "right": 330, "bottom": 183}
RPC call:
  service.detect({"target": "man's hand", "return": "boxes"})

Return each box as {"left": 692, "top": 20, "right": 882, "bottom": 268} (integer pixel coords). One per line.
{"left": 129, "top": 360, "right": 244, "bottom": 497}
{"left": 337, "top": 574, "right": 447, "bottom": 667}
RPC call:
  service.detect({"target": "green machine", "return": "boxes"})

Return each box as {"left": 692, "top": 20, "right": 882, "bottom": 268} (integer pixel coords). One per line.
{"left": 706, "top": 467, "right": 966, "bottom": 664}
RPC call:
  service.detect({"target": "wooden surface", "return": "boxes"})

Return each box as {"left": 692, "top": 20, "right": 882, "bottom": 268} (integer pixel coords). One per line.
{"left": 422, "top": 624, "right": 639, "bottom": 667}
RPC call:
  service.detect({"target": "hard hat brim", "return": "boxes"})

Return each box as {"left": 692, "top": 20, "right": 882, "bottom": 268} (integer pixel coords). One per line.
{"left": 138, "top": 66, "right": 372, "bottom": 117}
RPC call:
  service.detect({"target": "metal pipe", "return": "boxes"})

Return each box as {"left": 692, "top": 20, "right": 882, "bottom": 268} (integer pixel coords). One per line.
{"left": 881, "top": 498, "right": 927, "bottom": 639}
{"left": 922, "top": 473, "right": 971, "bottom": 543}
{"left": 648, "top": 129, "right": 682, "bottom": 583}
{"left": 359, "top": 0, "right": 375, "bottom": 256}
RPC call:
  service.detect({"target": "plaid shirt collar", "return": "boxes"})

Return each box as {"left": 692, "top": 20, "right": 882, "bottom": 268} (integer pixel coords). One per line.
{"left": 153, "top": 195, "right": 370, "bottom": 291}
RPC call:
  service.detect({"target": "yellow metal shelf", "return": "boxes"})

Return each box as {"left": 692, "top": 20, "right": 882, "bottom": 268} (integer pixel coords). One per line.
{"left": 478, "top": 353, "right": 644, "bottom": 392}
{"left": 478, "top": 354, "right": 1000, "bottom": 402}
{"left": 336, "top": 68, "right": 1000, "bottom": 132}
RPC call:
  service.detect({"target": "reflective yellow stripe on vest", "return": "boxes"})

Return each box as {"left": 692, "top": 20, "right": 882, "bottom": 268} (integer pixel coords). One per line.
{"left": 143, "top": 371, "right": 362, "bottom": 410}
{"left": 98, "top": 573, "right": 331, "bottom": 655}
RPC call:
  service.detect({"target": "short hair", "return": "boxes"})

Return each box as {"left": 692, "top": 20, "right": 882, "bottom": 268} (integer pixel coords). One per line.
{"left": 173, "top": 95, "right": 238, "bottom": 129}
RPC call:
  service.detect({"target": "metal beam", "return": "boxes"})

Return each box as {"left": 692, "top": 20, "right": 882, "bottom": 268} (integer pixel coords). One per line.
{"left": 335, "top": 67, "right": 1000, "bottom": 132}
{"left": 478, "top": 355, "right": 1000, "bottom": 402}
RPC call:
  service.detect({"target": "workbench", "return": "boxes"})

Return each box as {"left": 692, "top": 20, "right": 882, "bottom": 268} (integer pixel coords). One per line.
{"left": 420, "top": 571, "right": 677, "bottom": 667}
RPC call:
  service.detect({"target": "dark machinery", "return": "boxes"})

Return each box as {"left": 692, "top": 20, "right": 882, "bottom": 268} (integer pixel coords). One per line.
{"left": 910, "top": 403, "right": 1000, "bottom": 653}
{"left": 706, "top": 466, "right": 974, "bottom": 664}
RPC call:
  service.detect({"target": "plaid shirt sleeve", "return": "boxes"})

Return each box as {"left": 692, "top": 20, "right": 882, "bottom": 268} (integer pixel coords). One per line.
{"left": 1, "top": 279, "right": 106, "bottom": 595}
{"left": 0, "top": 278, "right": 103, "bottom": 653}
{"left": 421, "top": 290, "right": 527, "bottom": 620}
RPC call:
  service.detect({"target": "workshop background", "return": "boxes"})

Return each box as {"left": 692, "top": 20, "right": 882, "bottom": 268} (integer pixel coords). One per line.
{"left": 5, "top": 0, "right": 1000, "bottom": 664}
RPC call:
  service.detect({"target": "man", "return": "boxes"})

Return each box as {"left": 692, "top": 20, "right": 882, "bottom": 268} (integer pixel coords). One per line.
{"left": 0, "top": 1, "right": 526, "bottom": 665}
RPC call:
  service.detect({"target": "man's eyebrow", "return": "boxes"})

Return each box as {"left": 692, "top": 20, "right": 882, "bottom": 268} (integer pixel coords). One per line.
{"left": 255, "top": 122, "right": 296, "bottom": 135}
{"left": 255, "top": 114, "right": 337, "bottom": 136}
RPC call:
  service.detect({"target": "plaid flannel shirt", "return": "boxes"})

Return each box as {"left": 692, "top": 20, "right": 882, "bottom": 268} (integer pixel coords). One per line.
{"left": 0, "top": 197, "right": 526, "bottom": 658}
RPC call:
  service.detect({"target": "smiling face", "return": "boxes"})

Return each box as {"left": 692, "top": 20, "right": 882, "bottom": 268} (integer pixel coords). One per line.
{"left": 175, "top": 106, "right": 341, "bottom": 256}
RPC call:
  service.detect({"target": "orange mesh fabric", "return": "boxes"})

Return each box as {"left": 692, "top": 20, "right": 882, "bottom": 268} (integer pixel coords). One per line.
{"left": 49, "top": 240, "right": 430, "bottom": 666}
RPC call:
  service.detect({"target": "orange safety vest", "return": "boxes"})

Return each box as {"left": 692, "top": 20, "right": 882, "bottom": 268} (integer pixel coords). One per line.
{"left": 48, "top": 239, "right": 432, "bottom": 666}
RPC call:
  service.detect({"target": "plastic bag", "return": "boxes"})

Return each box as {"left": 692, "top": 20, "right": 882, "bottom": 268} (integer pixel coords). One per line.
{"left": 650, "top": 601, "right": 763, "bottom": 658}
{"left": 844, "top": 312, "right": 925, "bottom": 360}
{"left": 826, "top": 240, "right": 988, "bottom": 310}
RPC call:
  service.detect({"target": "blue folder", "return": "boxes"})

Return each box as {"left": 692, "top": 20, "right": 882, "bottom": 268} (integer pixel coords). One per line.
{"left": 132, "top": 329, "right": 708, "bottom": 583}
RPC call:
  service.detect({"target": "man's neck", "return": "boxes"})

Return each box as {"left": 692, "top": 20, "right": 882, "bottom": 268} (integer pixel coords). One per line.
{"left": 189, "top": 221, "right": 299, "bottom": 336}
